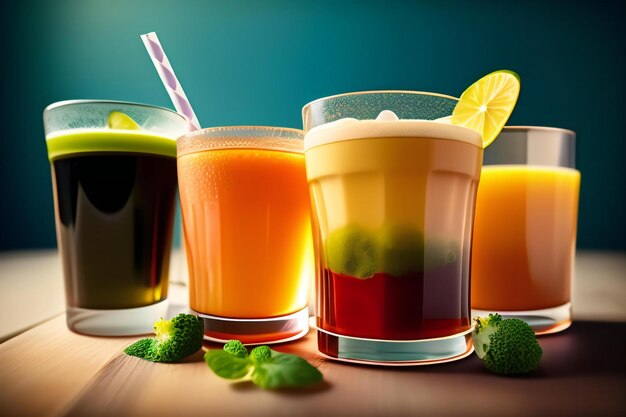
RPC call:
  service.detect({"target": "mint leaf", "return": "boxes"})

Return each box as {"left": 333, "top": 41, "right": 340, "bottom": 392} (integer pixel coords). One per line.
{"left": 204, "top": 350, "right": 252, "bottom": 379}
{"left": 251, "top": 351, "right": 323, "bottom": 389}
{"left": 204, "top": 341, "right": 323, "bottom": 389}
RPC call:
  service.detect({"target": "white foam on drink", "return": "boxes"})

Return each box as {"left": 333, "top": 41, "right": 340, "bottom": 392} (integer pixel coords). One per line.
{"left": 304, "top": 111, "right": 481, "bottom": 151}
{"left": 376, "top": 110, "right": 400, "bottom": 121}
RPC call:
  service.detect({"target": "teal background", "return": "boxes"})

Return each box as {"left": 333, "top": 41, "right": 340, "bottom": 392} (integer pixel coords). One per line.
{"left": 1, "top": 0, "right": 624, "bottom": 251}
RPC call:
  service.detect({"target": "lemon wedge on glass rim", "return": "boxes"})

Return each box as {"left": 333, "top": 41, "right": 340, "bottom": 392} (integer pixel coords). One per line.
{"left": 451, "top": 70, "right": 520, "bottom": 148}
{"left": 107, "top": 111, "right": 141, "bottom": 130}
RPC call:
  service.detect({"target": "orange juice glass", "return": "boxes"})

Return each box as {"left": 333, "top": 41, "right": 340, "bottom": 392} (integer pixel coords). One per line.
{"left": 177, "top": 127, "right": 313, "bottom": 344}
{"left": 471, "top": 127, "right": 580, "bottom": 334}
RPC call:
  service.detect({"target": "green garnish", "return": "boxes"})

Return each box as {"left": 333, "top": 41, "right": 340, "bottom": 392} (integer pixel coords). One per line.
{"left": 124, "top": 314, "right": 203, "bottom": 363}
{"left": 205, "top": 340, "right": 323, "bottom": 389}
{"left": 224, "top": 339, "right": 249, "bottom": 359}
{"left": 204, "top": 350, "right": 252, "bottom": 379}
{"left": 123, "top": 338, "right": 155, "bottom": 358}
{"left": 471, "top": 313, "right": 543, "bottom": 375}
{"left": 250, "top": 345, "right": 272, "bottom": 363}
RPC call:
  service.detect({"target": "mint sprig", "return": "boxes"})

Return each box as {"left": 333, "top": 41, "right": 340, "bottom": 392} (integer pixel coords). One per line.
{"left": 204, "top": 340, "right": 323, "bottom": 389}
{"left": 205, "top": 350, "right": 252, "bottom": 379}
{"left": 251, "top": 350, "right": 323, "bottom": 389}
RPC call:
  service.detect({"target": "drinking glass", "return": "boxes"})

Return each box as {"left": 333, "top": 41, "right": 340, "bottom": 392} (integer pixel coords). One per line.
{"left": 177, "top": 126, "right": 313, "bottom": 344}
{"left": 303, "top": 91, "right": 483, "bottom": 364}
{"left": 44, "top": 100, "right": 187, "bottom": 335}
{"left": 471, "top": 126, "right": 580, "bottom": 334}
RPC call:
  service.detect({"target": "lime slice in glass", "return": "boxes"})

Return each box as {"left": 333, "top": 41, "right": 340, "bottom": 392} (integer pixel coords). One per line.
{"left": 108, "top": 111, "right": 141, "bottom": 130}
{"left": 451, "top": 70, "right": 520, "bottom": 148}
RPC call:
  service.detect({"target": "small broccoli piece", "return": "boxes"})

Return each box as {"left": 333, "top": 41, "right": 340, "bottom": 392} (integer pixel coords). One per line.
{"left": 123, "top": 338, "right": 155, "bottom": 357}
{"left": 124, "top": 314, "right": 204, "bottom": 363}
{"left": 250, "top": 346, "right": 272, "bottom": 363}
{"left": 472, "top": 313, "right": 543, "bottom": 375}
{"left": 224, "top": 340, "right": 249, "bottom": 359}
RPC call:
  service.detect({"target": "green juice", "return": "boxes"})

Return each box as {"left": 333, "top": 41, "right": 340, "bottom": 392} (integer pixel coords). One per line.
{"left": 46, "top": 129, "right": 177, "bottom": 160}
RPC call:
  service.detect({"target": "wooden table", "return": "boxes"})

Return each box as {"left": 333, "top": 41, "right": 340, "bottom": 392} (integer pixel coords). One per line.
{"left": 0, "top": 250, "right": 625, "bottom": 417}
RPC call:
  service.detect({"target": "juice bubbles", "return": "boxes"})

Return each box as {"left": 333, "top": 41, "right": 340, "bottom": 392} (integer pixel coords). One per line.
{"left": 304, "top": 111, "right": 483, "bottom": 361}
{"left": 177, "top": 127, "right": 313, "bottom": 344}
{"left": 471, "top": 166, "right": 580, "bottom": 311}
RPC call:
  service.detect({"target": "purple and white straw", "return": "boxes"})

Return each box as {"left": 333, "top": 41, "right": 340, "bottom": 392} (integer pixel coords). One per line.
{"left": 141, "top": 32, "right": 201, "bottom": 132}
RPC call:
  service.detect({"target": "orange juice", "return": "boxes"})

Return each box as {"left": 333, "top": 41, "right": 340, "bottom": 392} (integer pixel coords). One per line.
{"left": 471, "top": 165, "right": 580, "bottom": 311}
{"left": 177, "top": 147, "right": 313, "bottom": 319}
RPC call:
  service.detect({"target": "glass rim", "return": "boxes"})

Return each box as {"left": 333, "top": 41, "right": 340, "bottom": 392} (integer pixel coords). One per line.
{"left": 43, "top": 99, "right": 184, "bottom": 119}
{"left": 503, "top": 125, "right": 575, "bottom": 137}
{"left": 177, "top": 126, "right": 305, "bottom": 157}
{"left": 43, "top": 99, "right": 187, "bottom": 160}
{"left": 486, "top": 125, "right": 576, "bottom": 168}
{"left": 301, "top": 90, "right": 459, "bottom": 113}
{"left": 181, "top": 125, "right": 304, "bottom": 139}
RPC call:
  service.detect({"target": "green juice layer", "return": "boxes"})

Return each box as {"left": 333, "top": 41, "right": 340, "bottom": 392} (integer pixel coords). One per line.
{"left": 46, "top": 129, "right": 177, "bottom": 161}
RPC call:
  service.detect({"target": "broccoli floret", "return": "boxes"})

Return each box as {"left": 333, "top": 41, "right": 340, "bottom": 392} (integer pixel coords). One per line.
{"left": 472, "top": 313, "right": 543, "bottom": 375}
{"left": 224, "top": 340, "right": 249, "bottom": 359}
{"left": 250, "top": 346, "right": 272, "bottom": 363}
{"left": 124, "top": 314, "right": 204, "bottom": 363}
{"left": 123, "top": 338, "right": 155, "bottom": 357}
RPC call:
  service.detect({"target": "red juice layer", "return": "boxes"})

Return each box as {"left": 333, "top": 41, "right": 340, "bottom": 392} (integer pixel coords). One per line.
{"left": 318, "top": 265, "right": 470, "bottom": 340}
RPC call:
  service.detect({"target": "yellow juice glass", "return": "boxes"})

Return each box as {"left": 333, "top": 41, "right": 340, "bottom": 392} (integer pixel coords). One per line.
{"left": 471, "top": 127, "right": 580, "bottom": 334}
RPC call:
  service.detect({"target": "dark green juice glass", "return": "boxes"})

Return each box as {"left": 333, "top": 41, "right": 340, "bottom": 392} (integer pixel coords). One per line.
{"left": 43, "top": 100, "right": 187, "bottom": 336}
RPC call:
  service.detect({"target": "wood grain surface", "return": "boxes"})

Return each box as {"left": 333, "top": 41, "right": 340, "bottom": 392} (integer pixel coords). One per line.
{"left": 1, "top": 251, "right": 624, "bottom": 416}
{"left": 0, "top": 315, "right": 624, "bottom": 417}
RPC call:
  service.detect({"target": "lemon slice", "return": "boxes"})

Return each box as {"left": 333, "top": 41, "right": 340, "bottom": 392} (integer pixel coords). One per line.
{"left": 108, "top": 111, "right": 141, "bottom": 130}
{"left": 451, "top": 70, "right": 520, "bottom": 148}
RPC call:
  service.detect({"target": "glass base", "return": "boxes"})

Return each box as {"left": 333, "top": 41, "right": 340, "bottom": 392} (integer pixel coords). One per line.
{"left": 196, "top": 307, "right": 309, "bottom": 345}
{"left": 472, "top": 302, "right": 571, "bottom": 335}
{"left": 316, "top": 327, "right": 474, "bottom": 366}
{"left": 66, "top": 299, "right": 169, "bottom": 336}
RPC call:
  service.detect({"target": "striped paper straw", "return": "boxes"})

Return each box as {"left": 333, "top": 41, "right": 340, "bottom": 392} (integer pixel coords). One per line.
{"left": 141, "top": 32, "right": 201, "bottom": 131}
